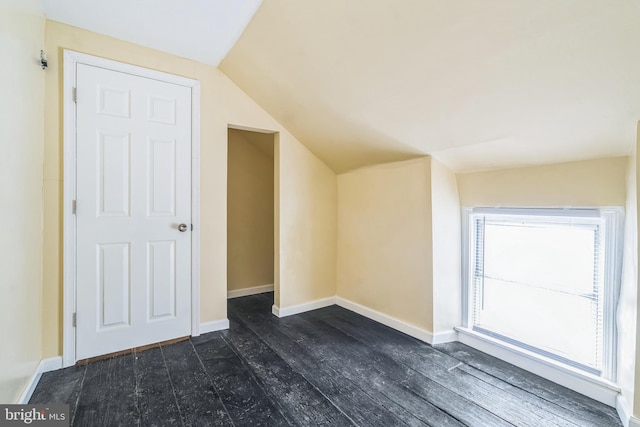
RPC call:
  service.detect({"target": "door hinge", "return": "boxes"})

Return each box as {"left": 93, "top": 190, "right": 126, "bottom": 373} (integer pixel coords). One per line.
{"left": 72, "top": 200, "right": 77, "bottom": 214}
{"left": 72, "top": 87, "right": 77, "bottom": 103}
{"left": 191, "top": 224, "right": 194, "bottom": 231}
{"left": 72, "top": 313, "right": 77, "bottom": 327}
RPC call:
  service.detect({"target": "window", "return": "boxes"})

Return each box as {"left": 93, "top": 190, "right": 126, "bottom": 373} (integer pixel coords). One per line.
{"left": 462, "top": 207, "right": 622, "bottom": 380}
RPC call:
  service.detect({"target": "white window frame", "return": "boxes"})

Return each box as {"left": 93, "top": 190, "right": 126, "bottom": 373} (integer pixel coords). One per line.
{"left": 461, "top": 207, "right": 624, "bottom": 382}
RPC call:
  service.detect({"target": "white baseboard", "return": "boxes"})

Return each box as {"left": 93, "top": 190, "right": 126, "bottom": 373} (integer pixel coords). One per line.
{"left": 617, "top": 394, "right": 633, "bottom": 427}
{"left": 618, "top": 394, "right": 640, "bottom": 427}
{"left": 269, "top": 294, "right": 454, "bottom": 346}
{"left": 40, "top": 357, "right": 63, "bottom": 373}
{"left": 199, "top": 319, "right": 230, "bottom": 334}
{"left": 227, "top": 284, "right": 274, "bottom": 299}
{"left": 335, "top": 296, "right": 439, "bottom": 344}
{"left": 431, "top": 329, "right": 459, "bottom": 345}
{"left": 456, "top": 327, "right": 620, "bottom": 407}
{"left": 18, "top": 356, "right": 63, "bottom": 404}
{"left": 272, "top": 304, "right": 281, "bottom": 317}
{"left": 271, "top": 296, "right": 336, "bottom": 318}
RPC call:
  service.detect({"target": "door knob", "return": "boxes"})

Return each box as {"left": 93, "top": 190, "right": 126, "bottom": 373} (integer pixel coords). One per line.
{"left": 178, "top": 223, "right": 188, "bottom": 232}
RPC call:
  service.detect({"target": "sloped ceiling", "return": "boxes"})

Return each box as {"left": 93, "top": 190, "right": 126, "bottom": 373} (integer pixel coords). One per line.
{"left": 230, "top": 128, "right": 275, "bottom": 159}
{"left": 39, "top": 0, "right": 640, "bottom": 173}
{"left": 39, "top": 0, "right": 262, "bottom": 66}
{"left": 220, "top": 0, "right": 640, "bottom": 172}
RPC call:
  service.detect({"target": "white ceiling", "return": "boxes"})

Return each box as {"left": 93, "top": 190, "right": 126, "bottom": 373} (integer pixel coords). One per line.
{"left": 220, "top": 0, "right": 640, "bottom": 172}
{"left": 39, "top": 0, "right": 640, "bottom": 173}
{"left": 39, "top": 0, "right": 262, "bottom": 66}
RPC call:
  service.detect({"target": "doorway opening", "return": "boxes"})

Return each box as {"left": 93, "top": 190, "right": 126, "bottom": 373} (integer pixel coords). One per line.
{"left": 227, "top": 128, "right": 275, "bottom": 306}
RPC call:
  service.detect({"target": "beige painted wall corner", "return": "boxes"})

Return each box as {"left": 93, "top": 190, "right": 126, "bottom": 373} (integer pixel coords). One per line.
{"left": 0, "top": 0, "right": 45, "bottom": 403}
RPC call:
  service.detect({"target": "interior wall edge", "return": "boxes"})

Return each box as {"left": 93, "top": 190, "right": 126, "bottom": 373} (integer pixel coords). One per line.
{"left": 1, "top": 0, "right": 46, "bottom": 404}
{"left": 618, "top": 393, "right": 635, "bottom": 427}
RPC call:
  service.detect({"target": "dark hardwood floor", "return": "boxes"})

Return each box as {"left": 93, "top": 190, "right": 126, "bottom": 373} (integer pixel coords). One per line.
{"left": 30, "top": 292, "right": 622, "bottom": 426}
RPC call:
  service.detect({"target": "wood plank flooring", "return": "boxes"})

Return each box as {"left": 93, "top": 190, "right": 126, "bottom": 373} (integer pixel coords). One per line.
{"left": 30, "top": 292, "right": 622, "bottom": 426}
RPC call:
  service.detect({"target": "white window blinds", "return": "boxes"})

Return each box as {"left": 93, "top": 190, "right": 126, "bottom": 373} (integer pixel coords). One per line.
{"left": 464, "top": 208, "right": 622, "bottom": 380}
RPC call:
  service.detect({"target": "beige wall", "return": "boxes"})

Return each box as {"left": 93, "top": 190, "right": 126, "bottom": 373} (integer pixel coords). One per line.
{"left": 277, "top": 133, "right": 338, "bottom": 308}
{"left": 430, "top": 158, "right": 461, "bottom": 334}
{"left": 227, "top": 129, "right": 274, "bottom": 291}
{"left": 457, "top": 157, "right": 628, "bottom": 207}
{"left": 0, "top": 0, "right": 44, "bottom": 403}
{"left": 336, "top": 157, "right": 462, "bottom": 336}
{"left": 337, "top": 158, "right": 434, "bottom": 331}
{"left": 618, "top": 138, "right": 638, "bottom": 417}
{"left": 43, "top": 20, "right": 337, "bottom": 357}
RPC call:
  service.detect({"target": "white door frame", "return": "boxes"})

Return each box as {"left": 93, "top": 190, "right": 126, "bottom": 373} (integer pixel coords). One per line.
{"left": 62, "top": 50, "right": 201, "bottom": 367}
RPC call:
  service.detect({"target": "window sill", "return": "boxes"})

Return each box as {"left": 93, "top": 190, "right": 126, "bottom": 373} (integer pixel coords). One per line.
{"left": 455, "top": 326, "right": 620, "bottom": 407}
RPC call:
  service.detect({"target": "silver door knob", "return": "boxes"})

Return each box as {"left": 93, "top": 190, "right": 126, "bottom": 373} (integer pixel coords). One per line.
{"left": 178, "top": 223, "right": 188, "bottom": 232}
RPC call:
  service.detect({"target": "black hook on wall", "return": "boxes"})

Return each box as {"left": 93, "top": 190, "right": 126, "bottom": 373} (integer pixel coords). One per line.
{"left": 40, "top": 50, "right": 48, "bottom": 69}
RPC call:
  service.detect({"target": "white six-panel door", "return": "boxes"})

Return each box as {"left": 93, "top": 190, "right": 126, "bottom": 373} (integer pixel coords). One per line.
{"left": 75, "top": 63, "right": 192, "bottom": 360}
